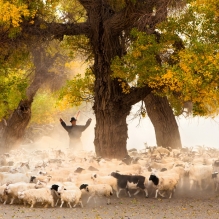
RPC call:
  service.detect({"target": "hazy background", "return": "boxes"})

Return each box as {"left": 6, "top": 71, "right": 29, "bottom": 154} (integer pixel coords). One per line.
{"left": 25, "top": 102, "right": 219, "bottom": 153}
{"left": 78, "top": 102, "right": 219, "bottom": 152}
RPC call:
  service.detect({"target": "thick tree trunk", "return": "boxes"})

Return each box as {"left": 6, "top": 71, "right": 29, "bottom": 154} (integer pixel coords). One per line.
{"left": 144, "top": 93, "right": 182, "bottom": 149}
{"left": 87, "top": 1, "right": 153, "bottom": 159}
{"left": 94, "top": 93, "right": 130, "bottom": 159}
{"left": 92, "top": 45, "right": 131, "bottom": 158}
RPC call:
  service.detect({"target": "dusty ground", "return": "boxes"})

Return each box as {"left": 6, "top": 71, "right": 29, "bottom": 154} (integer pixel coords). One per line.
{"left": 1, "top": 186, "right": 219, "bottom": 219}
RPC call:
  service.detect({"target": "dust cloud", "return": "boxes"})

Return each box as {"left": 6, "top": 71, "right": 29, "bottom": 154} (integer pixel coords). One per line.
{"left": 7, "top": 101, "right": 219, "bottom": 154}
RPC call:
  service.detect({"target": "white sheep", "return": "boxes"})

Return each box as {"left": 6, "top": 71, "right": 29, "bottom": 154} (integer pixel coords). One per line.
{"left": 79, "top": 183, "right": 113, "bottom": 205}
{"left": 184, "top": 163, "right": 213, "bottom": 190}
{"left": 0, "top": 172, "right": 31, "bottom": 185}
{"left": 17, "top": 187, "right": 54, "bottom": 208}
{"left": 149, "top": 172, "right": 179, "bottom": 198}
{"left": 5, "top": 182, "right": 37, "bottom": 205}
{"left": 91, "top": 173, "right": 118, "bottom": 194}
{"left": 50, "top": 182, "right": 79, "bottom": 206}
{"left": 58, "top": 186, "right": 83, "bottom": 208}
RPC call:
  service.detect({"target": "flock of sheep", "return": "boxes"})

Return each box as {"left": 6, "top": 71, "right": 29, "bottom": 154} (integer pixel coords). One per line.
{"left": 0, "top": 145, "right": 219, "bottom": 208}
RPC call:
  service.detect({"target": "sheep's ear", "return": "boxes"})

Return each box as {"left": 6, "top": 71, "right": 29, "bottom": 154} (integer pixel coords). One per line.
{"left": 94, "top": 174, "right": 97, "bottom": 178}
{"left": 86, "top": 187, "right": 89, "bottom": 192}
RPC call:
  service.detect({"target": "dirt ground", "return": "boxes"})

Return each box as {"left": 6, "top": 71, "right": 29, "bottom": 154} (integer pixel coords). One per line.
{"left": 1, "top": 186, "right": 219, "bottom": 219}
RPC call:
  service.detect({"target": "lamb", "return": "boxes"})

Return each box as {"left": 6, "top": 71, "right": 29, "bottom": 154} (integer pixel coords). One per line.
{"left": 149, "top": 172, "right": 179, "bottom": 198}
{"left": 51, "top": 184, "right": 83, "bottom": 208}
{"left": 17, "top": 187, "right": 54, "bottom": 208}
{"left": 5, "top": 182, "right": 37, "bottom": 204}
{"left": 91, "top": 173, "right": 118, "bottom": 194}
{"left": 110, "top": 172, "right": 148, "bottom": 198}
{"left": 79, "top": 183, "right": 113, "bottom": 205}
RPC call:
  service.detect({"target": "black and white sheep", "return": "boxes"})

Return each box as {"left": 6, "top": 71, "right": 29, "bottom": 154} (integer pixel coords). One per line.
{"left": 110, "top": 172, "right": 148, "bottom": 198}
{"left": 149, "top": 172, "right": 178, "bottom": 198}
{"left": 50, "top": 184, "right": 83, "bottom": 208}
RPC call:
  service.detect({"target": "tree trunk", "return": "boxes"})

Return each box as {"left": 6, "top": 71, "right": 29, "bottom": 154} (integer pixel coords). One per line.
{"left": 0, "top": 100, "right": 32, "bottom": 153}
{"left": 94, "top": 91, "right": 131, "bottom": 159}
{"left": 0, "top": 46, "right": 57, "bottom": 153}
{"left": 89, "top": 2, "right": 152, "bottom": 159}
{"left": 144, "top": 93, "right": 182, "bottom": 149}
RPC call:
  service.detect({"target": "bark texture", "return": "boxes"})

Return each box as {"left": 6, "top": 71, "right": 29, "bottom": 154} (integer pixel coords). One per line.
{"left": 144, "top": 93, "right": 182, "bottom": 149}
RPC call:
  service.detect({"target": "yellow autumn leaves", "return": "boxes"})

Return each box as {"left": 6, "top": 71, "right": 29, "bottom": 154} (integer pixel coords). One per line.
{"left": 0, "top": 0, "right": 36, "bottom": 29}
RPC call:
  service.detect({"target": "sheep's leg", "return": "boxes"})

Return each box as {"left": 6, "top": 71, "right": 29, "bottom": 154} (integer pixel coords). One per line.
{"left": 30, "top": 200, "right": 35, "bottom": 208}
{"left": 44, "top": 203, "right": 48, "bottom": 208}
{"left": 87, "top": 195, "right": 93, "bottom": 203}
{"left": 107, "top": 198, "right": 111, "bottom": 205}
{"left": 133, "top": 189, "right": 140, "bottom": 196}
{"left": 116, "top": 189, "right": 122, "bottom": 198}
{"left": 189, "top": 179, "right": 194, "bottom": 190}
{"left": 155, "top": 189, "right": 158, "bottom": 198}
{"left": 55, "top": 198, "right": 60, "bottom": 206}
{"left": 158, "top": 191, "right": 165, "bottom": 198}
{"left": 169, "top": 191, "right": 173, "bottom": 199}
{"left": 113, "top": 186, "right": 119, "bottom": 196}
{"left": 9, "top": 197, "right": 15, "bottom": 205}
{"left": 144, "top": 189, "right": 148, "bottom": 198}
{"left": 3, "top": 196, "right": 8, "bottom": 205}
{"left": 68, "top": 202, "right": 72, "bottom": 208}
{"left": 51, "top": 200, "right": 54, "bottom": 207}
{"left": 126, "top": 188, "right": 131, "bottom": 197}
{"left": 78, "top": 200, "right": 83, "bottom": 208}
{"left": 127, "top": 191, "right": 131, "bottom": 197}
{"left": 215, "top": 182, "right": 218, "bottom": 192}
{"left": 60, "top": 200, "right": 64, "bottom": 208}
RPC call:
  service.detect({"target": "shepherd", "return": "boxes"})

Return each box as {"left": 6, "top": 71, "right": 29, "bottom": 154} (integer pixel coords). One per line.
{"left": 59, "top": 114, "right": 92, "bottom": 151}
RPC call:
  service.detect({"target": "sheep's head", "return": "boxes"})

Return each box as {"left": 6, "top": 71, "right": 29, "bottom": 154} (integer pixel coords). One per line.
{"left": 79, "top": 184, "right": 88, "bottom": 191}
{"left": 91, "top": 173, "right": 97, "bottom": 180}
{"left": 50, "top": 184, "right": 59, "bottom": 192}
{"left": 149, "top": 174, "right": 159, "bottom": 186}
{"left": 30, "top": 176, "right": 36, "bottom": 183}
{"left": 4, "top": 185, "right": 11, "bottom": 195}
{"left": 38, "top": 171, "right": 47, "bottom": 176}
{"left": 110, "top": 172, "right": 120, "bottom": 178}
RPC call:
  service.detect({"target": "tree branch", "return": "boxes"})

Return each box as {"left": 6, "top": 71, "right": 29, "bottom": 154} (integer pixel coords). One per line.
{"left": 122, "top": 85, "right": 152, "bottom": 106}
{"left": 21, "top": 19, "right": 91, "bottom": 40}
